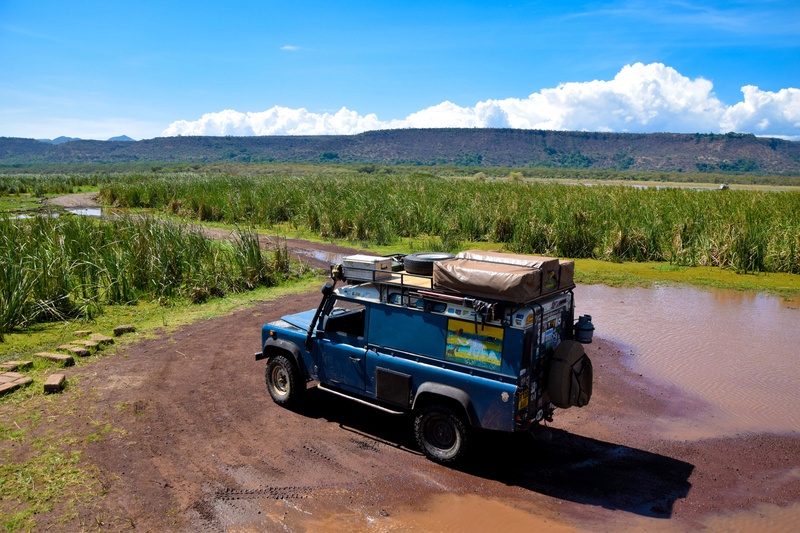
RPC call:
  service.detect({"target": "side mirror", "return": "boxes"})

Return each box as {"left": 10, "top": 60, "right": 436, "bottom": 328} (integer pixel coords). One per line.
{"left": 321, "top": 281, "right": 334, "bottom": 296}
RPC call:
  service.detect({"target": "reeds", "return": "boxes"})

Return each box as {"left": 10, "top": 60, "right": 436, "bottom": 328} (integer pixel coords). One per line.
{"left": 0, "top": 215, "right": 293, "bottom": 338}
{"left": 99, "top": 173, "right": 800, "bottom": 274}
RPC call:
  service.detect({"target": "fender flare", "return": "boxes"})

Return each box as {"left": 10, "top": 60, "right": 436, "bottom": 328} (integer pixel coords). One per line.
{"left": 261, "top": 338, "right": 307, "bottom": 378}
{"left": 412, "top": 382, "right": 480, "bottom": 428}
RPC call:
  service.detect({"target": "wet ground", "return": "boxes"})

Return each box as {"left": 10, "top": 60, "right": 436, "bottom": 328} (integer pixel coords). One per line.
{"left": 9, "top": 280, "right": 791, "bottom": 532}
{"left": 21, "top": 194, "right": 800, "bottom": 531}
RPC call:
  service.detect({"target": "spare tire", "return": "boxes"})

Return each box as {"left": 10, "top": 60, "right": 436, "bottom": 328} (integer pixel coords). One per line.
{"left": 547, "top": 340, "right": 593, "bottom": 408}
{"left": 403, "top": 252, "right": 455, "bottom": 276}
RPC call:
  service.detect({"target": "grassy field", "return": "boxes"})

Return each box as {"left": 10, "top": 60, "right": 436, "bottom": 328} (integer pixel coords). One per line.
{"left": 2, "top": 168, "right": 799, "bottom": 341}
{"left": 1, "top": 167, "right": 799, "bottom": 531}
{"left": 97, "top": 172, "right": 800, "bottom": 275}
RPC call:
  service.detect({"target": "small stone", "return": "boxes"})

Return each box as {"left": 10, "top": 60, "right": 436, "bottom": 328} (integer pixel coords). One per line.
{"left": 89, "top": 334, "right": 114, "bottom": 346}
{"left": 0, "top": 371, "right": 26, "bottom": 383}
{"left": 71, "top": 340, "right": 99, "bottom": 349}
{"left": 113, "top": 324, "right": 136, "bottom": 337}
{"left": 58, "top": 345, "right": 90, "bottom": 357}
{"left": 0, "top": 372, "right": 33, "bottom": 396}
{"left": 0, "top": 360, "right": 33, "bottom": 372}
{"left": 34, "top": 352, "right": 75, "bottom": 366}
{"left": 44, "top": 373, "right": 66, "bottom": 393}
{"left": 73, "top": 330, "right": 92, "bottom": 337}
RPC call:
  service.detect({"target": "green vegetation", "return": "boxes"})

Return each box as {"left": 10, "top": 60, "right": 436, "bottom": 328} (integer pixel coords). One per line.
{"left": 1, "top": 166, "right": 799, "bottom": 530}
{"left": 0, "top": 278, "right": 321, "bottom": 531}
{"left": 99, "top": 172, "right": 800, "bottom": 275}
{"left": 573, "top": 259, "right": 800, "bottom": 297}
{"left": 3, "top": 130, "right": 800, "bottom": 174}
{"left": 0, "top": 215, "right": 299, "bottom": 340}
{"left": 0, "top": 173, "right": 103, "bottom": 196}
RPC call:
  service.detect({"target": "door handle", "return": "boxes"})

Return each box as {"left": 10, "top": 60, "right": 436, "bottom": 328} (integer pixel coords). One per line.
{"left": 349, "top": 356, "right": 362, "bottom": 362}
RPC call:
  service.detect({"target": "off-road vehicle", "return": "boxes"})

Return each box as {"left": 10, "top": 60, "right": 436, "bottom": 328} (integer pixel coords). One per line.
{"left": 256, "top": 251, "right": 594, "bottom": 464}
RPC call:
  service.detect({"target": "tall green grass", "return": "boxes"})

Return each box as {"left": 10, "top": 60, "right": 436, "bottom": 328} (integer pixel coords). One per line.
{"left": 0, "top": 215, "right": 294, "bottom": 339}
{"left": 0, "top": 173, "right": 104, "bottom": 197}
{"left": 99, "top": 173, "right": 800, "bottom": 274}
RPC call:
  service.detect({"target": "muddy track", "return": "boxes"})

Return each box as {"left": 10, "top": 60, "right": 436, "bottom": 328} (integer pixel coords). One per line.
{"left": 44, "top": 192, "right": 364, "bottom": 270}
{"left": 28, "top": 194, "right": 800, "bottom": 530}
{"left": 22, "top": 290, "right": 796, "bottom": 532}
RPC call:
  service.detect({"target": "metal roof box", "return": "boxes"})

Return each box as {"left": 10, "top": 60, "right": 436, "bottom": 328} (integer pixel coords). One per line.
{"left": 342, "top": 254, "right": 392, "bottom": 281}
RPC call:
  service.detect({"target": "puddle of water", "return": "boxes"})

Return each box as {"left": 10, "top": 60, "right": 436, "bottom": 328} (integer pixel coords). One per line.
{"left": 700, "top": 501, "right": 800, "bottom": 533}
{"left": 306, "top": 493, "right": 579, "bottom": 532}
{"left": 9, "top": 212, "right": 58, "bottom": 220}
{"left": 65, "top": 207, "right": 103, "bottom": 217}
{"left": 387, "top": 493, "right": 578, "bottom": 532}
{"left": 296, "top": 250, "right": 344, "bottom": 264}
{"left": 8, "top": 208, "right": 103, "bottom": 219}
{"left": 575, "top": 284, "right": 800, "bottom": 436}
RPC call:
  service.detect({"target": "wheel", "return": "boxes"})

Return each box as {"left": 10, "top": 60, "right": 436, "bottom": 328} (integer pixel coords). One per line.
{"left": 265, "top": 354, "right": 303, "bottom": 407}
{"left": 414, "top": 404, "right": 469, "bottom": 464}
{"left": 403, "top": 252, "right": 455, "bottom": 276}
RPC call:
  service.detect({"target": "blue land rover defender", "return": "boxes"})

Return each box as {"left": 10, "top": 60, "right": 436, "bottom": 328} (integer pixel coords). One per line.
{"left": 256, "top": 251, "right": 594, "bottom": 464}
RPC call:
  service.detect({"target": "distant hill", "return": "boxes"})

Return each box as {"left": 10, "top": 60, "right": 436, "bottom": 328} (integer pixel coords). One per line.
{"left": 3, "top": 129, "right": 799, "bottom": 173}
{"left": 37, "top": 136, "right": 82, "bottom": 145}
{"left": 35, "top": 134, "right": 135, "bottom": 144}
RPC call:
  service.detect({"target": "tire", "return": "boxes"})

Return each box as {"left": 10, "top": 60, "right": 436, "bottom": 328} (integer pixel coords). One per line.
{"left": 414, "top": 404, "right": 469, "bottom": 464}
{"left": 547, "top": 340, "right": 593, "bottom": 408}
{"left": 265, "top": 354, "right": 303, "bottom": 407}
{"left": 403, "top": 252, "right": 455, "bottom": 276}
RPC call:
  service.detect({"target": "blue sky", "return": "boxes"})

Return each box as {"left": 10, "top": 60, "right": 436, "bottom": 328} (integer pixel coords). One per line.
{"left": 1, "top": 0, "right": 798, "bottom": 140}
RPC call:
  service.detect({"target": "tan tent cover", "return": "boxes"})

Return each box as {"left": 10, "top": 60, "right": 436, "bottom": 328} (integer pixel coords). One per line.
{"left": 558, "top": 260, "right": 574, "bottom": 288}
{"left": 433, "top": 259, "right": 542, "bottom": 303}
{"left": 456, "top": 250, "right": 561, "bottom": 292}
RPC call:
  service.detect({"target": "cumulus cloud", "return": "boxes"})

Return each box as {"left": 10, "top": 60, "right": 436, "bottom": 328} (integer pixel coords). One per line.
{"left": 721, "top": 86, "right": 800, "bottom": 137}
{"left": 161, "top": 63, "right": 800, "bottom": 139}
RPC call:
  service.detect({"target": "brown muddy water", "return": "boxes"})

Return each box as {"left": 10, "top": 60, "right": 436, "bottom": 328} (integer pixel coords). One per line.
{"left": 575, "top": 284, "right": 800, "bottom": 438}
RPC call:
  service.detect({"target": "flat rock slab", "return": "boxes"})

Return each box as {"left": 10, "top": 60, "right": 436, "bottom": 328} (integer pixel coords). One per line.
{"left": 113, "top": 324, "right": 136, "bottom": 337}
{"left": 71, "top": 340, "right": 99, "bottom": 349}
{"left": 34, "top": 352, "right": 75, "bottom": 366}
{"left": 0, "top": 372, "right": 33, "bottom": 395}
{"left": 90, "top": 334, "right": 114, "bottom": 346}
{"left": 0, "top": 360, "right": 33, "bottom": 372}
{"left": 58, "top": 345, "right": 90, "bottom": 357}
{"left": 44, "top": 373, "right": 66, "bottom": 393}
{"left": 73, "top": 330, "right": 92, "bottom": 337}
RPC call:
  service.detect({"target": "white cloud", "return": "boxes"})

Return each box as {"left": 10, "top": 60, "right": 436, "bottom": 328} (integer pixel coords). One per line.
{"left": 161, "top": 63, "right": 800, "bottom": 139}
{"left": 280, "top": 45, "right": 301, "bottom": 51}
{"left": 162, "top": 107, "right": 387, "bottom": 136}
{"left": 721, "top": 85, "right": 800, "bottom": 136}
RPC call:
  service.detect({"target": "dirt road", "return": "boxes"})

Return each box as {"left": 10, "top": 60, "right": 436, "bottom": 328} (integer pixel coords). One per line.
{"left": 27, "top": 194, "right": 800, "bottom": 531}
{"left": 19, "top": 285, "right": 793, "bottom": 532}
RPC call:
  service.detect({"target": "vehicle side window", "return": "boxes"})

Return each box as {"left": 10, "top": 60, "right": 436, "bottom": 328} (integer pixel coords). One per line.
{"left": 368, "top": 305, "right": 446, "bottom": 356}
{"left": 324, "top": 299, "right": 366, "bottom": 337}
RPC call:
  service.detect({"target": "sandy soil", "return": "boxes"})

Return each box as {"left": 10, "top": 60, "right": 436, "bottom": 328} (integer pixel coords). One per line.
{"left": 44, "top": 192, "right": 100, "bottom": 208}
{"left": 21, "top": 195, "right": 800, "bottom": 531}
